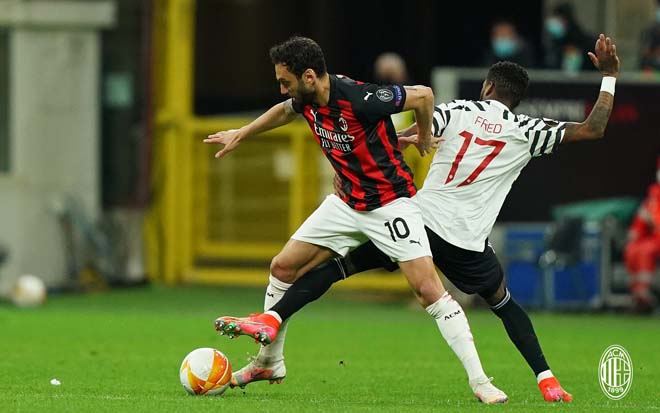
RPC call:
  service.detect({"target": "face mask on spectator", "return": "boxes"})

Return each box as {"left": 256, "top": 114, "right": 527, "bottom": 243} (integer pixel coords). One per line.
{"left": 546, "top": 17, "right": 566, "bottom": 39}
{"left": 656, "top": 9, "right": 660, "bottom": 23}
{"left": 493, "top": 37, "right": 517, "bottom": 58}
{"left": 562, "top": 49, "right": 583, "bottom": 73}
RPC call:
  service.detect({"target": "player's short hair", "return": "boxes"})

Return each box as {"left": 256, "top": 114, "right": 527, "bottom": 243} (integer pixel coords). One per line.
{"left": 486, "top": 61, "right": 529, "bottom": 109}
{"left": 269, "top": 36, "right": 327, "bottom": 78}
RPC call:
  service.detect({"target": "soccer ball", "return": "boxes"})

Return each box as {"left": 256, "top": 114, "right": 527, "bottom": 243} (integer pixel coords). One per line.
{"left": 179, "top": 348, "right": 232, "bottom": 395}
{"left": 11, "top": 274, "right": 47, "bottom": 307}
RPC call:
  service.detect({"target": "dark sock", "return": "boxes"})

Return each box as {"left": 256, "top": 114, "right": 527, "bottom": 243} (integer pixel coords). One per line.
{"left": 343, "top": 241, "right": 399, "bottom": 274}
{"left": 491, "top": 290, "right": 550, "bottom": 376}
{"left": 270, "top": 259, "right": 345, "bottom": 321}
{"left": 270, "top": 242, "right": 394, "bottom": 322}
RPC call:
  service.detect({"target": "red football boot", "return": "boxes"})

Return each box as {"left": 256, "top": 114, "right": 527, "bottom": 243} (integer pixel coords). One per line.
{"left": 214, "top": 312, "right": 281, "bottom": 345}
{"left": 538, "top": 377, "right": 573, "bottom": 402}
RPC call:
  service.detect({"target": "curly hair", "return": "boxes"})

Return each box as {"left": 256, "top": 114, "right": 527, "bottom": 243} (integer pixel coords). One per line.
{"left": 486, "top": 61, "right": 529, "bottom": 109}
{"left": 269, "top": 36, "right": 327, "bottom": 78}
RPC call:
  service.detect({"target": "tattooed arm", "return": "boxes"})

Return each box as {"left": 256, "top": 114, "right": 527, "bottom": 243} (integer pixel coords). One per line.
{"left": 563, "top": 92, "right": 614, "bottom": 142}
{"left": 563, "top": 34, "right": 620, "bottom": 143}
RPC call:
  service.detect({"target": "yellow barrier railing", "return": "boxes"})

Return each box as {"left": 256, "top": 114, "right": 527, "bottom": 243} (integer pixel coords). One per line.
{"left": 189, "top": 118, "right": 320, "bottom": 261}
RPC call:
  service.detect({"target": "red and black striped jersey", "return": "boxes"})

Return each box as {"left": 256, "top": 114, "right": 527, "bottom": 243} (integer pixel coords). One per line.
{"left": 293, "top": 74, "right": 416, "bottom": 211}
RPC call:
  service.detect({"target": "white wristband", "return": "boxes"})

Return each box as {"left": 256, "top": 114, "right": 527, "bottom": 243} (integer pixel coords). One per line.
{"left": 600, "top": 76, "right": 616, "bottom": 96}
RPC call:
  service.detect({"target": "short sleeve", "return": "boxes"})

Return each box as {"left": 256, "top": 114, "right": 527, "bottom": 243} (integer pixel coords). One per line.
{"left": 359, "top": 83, "right": 407, "bottom": 122}
{"left": 516, "top": 114, "right": 567, "bottom": 157}
{"left": 431, "top": 103, "right": 450, "bottom": 137}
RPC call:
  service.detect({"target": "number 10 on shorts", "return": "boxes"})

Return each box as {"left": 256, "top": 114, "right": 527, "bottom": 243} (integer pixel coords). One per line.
{"left": 384, "top": 217, "right": 410, "bottom": 242}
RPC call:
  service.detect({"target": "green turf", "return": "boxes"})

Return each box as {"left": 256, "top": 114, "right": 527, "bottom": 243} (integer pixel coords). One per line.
{"left": 1, "top": 285, "right": 658, "bottom": 412}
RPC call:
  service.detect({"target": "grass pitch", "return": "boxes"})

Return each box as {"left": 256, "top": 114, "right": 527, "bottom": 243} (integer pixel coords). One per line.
{"left": 1, "top": 284, "right": 658, "bottom": 412}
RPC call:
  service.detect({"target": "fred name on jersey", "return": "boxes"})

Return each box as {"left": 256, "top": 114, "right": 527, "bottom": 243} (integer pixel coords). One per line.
{"left": 308, "top": 108, "right": 355, "bottom": 153}
{"left": 474, "top": 115, "right": 502, "bottom": 134}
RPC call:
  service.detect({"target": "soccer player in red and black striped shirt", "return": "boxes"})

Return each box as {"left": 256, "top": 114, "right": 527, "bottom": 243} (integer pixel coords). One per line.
{"left": 292, "top": 73, "right": 416, "bottom": 211}
{"left": 205, "top": 36, "right": 507, "bottom": 403}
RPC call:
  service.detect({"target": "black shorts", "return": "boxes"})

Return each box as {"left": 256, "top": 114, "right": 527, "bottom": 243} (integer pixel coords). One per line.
{"left": 347, "top": 226, "right": 504, "bottom": 299}
{"left": 425, "top": 228, "right": 504, "bottom": 298}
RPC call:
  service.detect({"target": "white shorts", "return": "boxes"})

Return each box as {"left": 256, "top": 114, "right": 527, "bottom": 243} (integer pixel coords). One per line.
{"left": 291, "top": 194, "right": 431, "bottom": 262}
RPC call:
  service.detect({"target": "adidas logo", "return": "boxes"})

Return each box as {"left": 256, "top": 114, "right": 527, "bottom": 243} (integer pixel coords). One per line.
{"left": 444, "top": 310, "right": 462, "bottom": 320}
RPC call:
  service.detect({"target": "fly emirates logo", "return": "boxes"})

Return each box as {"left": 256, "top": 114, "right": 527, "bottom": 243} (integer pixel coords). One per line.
{"left": 310, "top": 108, "right": 355, "bottom": 153}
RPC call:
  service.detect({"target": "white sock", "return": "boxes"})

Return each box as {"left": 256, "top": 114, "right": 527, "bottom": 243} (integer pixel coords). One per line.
{"left": 258, "top": 275, "right": 291, "bottom": 363}
{"left": 426, "top": 292, "right": 487, "bottom": 383}
{"left": 537, "top": 370, "right": 554, "bottom": 383}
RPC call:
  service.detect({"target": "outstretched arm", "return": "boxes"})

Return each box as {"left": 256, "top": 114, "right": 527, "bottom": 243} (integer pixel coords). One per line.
{"left": 203, "top": 99, "right": 298, "bottom": 158}
{"left": 563, "top": 34, "right": 620, "bottom": 143}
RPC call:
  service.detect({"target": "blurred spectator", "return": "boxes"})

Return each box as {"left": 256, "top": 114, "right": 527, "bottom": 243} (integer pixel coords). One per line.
{"left": 543, "top": 3, "right": 593, "bottom": 73}
{"left": 624, "top": 156, "right": 660, "bottom": 314}
{"left": 639, "top": 0, "right": 660, "bottom": 72}
{"left": 483, "top": 20, "right": 535, "bottom": 67}
{"left": 373, "top": 52, "right": 413, "bottom": 131}
{"left": 373, "top": 52, "right": 409, "bottom": 84}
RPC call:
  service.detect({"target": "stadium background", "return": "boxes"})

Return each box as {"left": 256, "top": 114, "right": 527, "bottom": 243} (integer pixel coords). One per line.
{"left": 1, "top": 0, "right": 659, "bottom": 411}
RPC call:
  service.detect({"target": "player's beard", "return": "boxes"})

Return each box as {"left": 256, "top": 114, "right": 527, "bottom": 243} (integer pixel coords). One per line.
{"left": 298, "top": 86, "right": 316, "bottom": 105}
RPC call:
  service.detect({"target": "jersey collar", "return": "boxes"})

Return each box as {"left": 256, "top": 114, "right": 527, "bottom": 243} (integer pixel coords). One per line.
{"left": 326, "top": 74, "right": 336, "bottom": 107}
{"left": 484, "top": 99, "right": 508, "bottom": 110}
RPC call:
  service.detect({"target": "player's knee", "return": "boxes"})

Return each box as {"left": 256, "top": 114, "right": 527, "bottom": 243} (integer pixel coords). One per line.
{"left": 485, "top": 290, "right": 505, "bottom": 307}
{"left": 415, "top": 278, "right": 443, "bottom": 307}
{"left": 483, "top": 281, "right": 507, "bottom": 306}
{"left": 269, "top": 256, "right": 297, "bottom": 283}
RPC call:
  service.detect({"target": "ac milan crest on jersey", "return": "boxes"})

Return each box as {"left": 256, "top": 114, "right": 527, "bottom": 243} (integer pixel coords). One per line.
{"left": 294, "top": 75, "right": 414, "bottom": 211}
